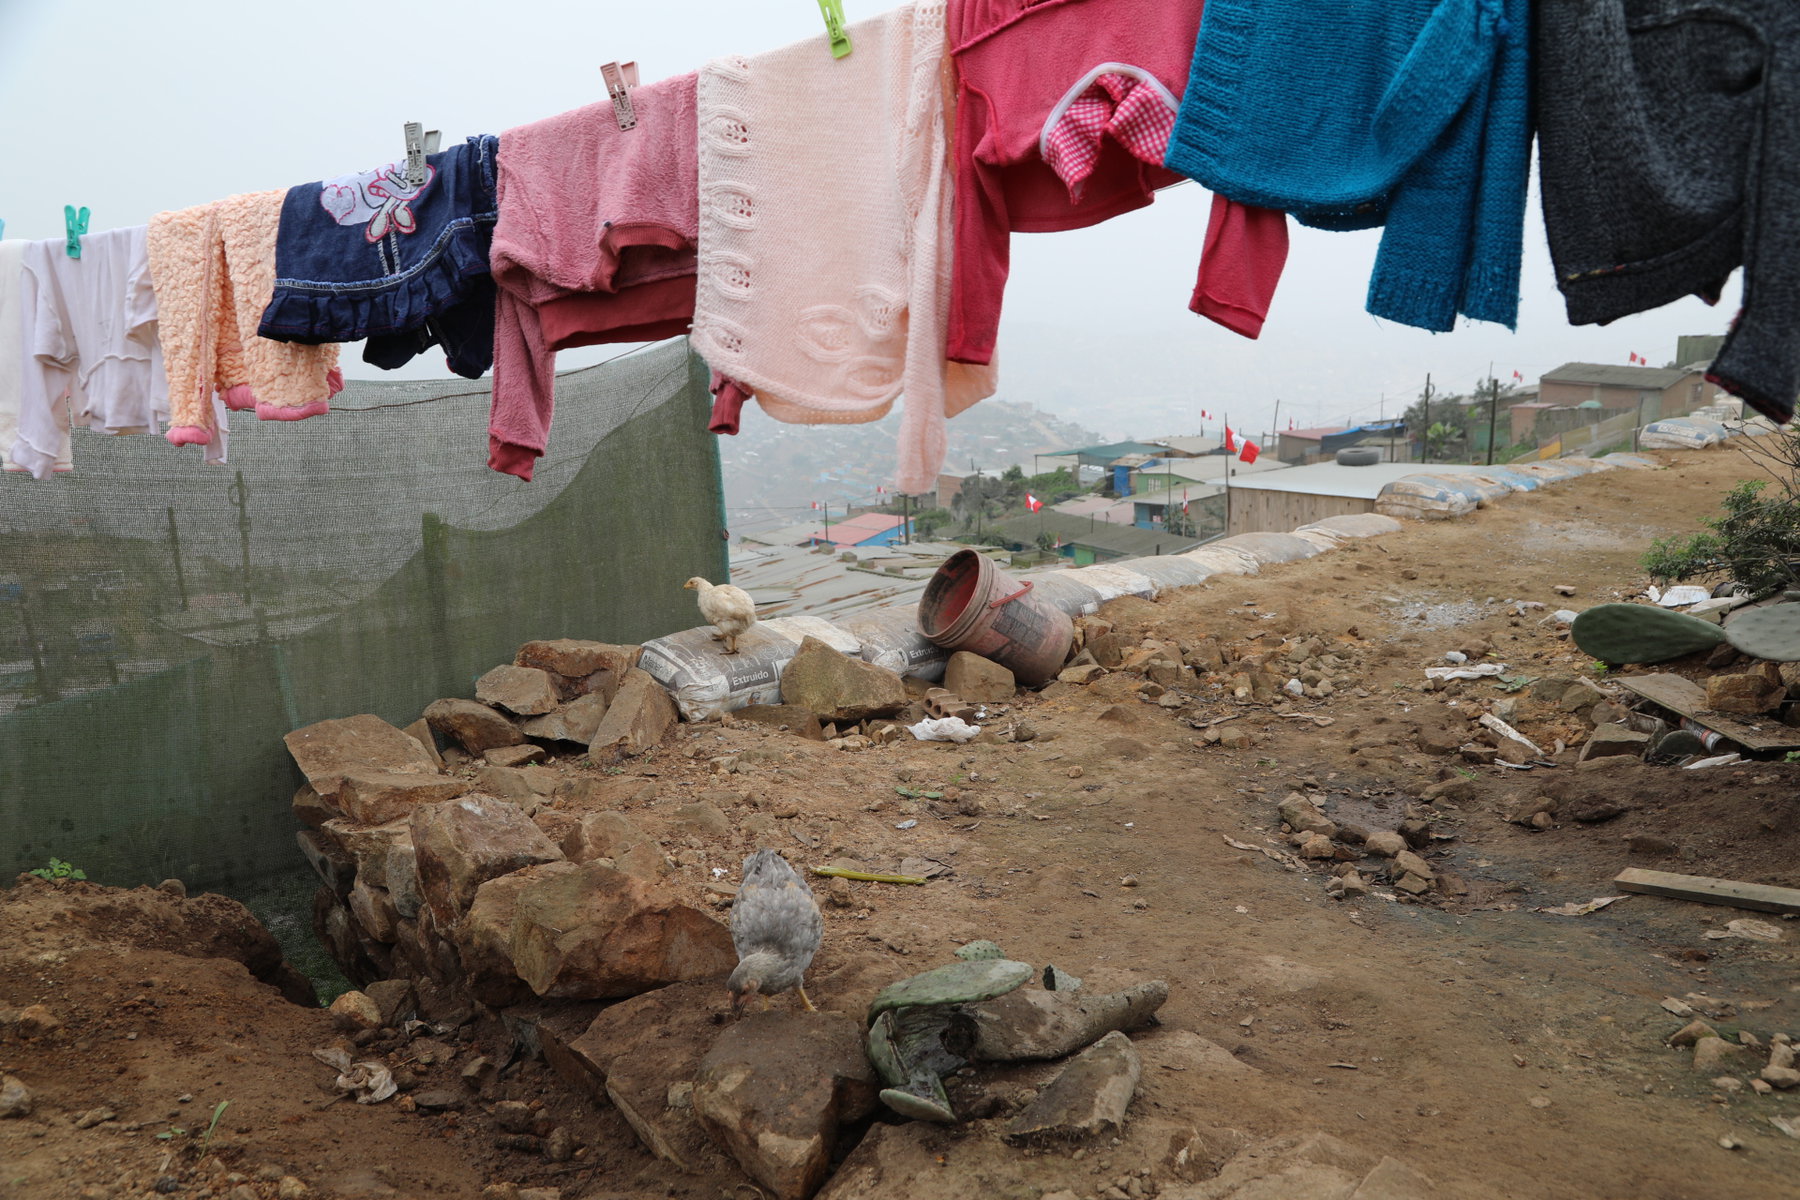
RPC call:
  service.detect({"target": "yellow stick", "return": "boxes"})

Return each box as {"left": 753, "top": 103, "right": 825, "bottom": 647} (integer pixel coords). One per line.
{"left": 811, "top": 866, "right": 929, "bottom": 885}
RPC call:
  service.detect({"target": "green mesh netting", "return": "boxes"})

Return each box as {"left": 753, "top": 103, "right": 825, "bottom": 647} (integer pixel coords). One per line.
{"left": 0, "top": 339, "right": 726, "bottom": 890}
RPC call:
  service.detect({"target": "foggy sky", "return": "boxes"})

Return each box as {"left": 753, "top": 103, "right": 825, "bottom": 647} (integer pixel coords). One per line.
{"left": 0, "top": 0, "right": 1738, "bottom": 450}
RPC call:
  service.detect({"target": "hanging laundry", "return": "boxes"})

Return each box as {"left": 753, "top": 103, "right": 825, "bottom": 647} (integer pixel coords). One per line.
{"left": 1165, "top": 0, "right": 1532, "bottom": 335}
{"left": 945, "top": 0, "right": 1290, "bottom": 365}
{"left": 691, "top": 2, "right": 996, "bottom": 495}
{"left": 149, "top": 192, "right": 343, "bottom": 451}
{"left": 0, "top": 239, "right": 70, "bottom": 474}
{"left": 10, "top": 228, "right": 177, "bottom": 479}
{"left": 488, "top": 74, "right": 701, "bottom": 479}
{"left": 258, "top": 135, "right": 501, "bottom": 379}
{"left": 1537, "top": 1, "right": 1797, "bottom": 426}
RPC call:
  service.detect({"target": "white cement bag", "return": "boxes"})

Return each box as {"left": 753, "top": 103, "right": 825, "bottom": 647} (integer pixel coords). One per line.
{"left": 638, "top": 615, "right": 861, "bottom": 722}
{"left": 1022, "top": 570, "right": 1110, "bottom": 617}
{"left": 1065, "top": 563, "right": 1158, "bottom": 604}
{"left": 1376, "top": 476, "right": 1479, "bottom": 521}
{"left": 841, "top": 606, "right": 948, "bottom": 682}
{"left": 1294, "top": 513, "right": 1404, "bottom": 539}
{"left": 1122, "top": 555, "right": 1221, "bottom": 595}
{"left": 1213, "top": 532, "right": 1328, "bottom": 564}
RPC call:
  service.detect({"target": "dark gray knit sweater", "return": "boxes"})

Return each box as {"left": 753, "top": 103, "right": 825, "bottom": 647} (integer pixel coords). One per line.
{"left": 1537, "top": 0, "right": 1796, "bottom": 424}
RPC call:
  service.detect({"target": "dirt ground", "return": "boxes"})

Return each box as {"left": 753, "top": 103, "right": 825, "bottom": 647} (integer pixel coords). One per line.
{"left": 3, "top": 444, "right": 1797, "bottom": 1200}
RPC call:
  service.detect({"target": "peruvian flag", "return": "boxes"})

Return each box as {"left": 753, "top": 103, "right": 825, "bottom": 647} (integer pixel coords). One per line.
{"left": 810, "top": 501, "right": 820, "bottom": 510}
{"left": 876, "top": 485, "right": 886, "bottom": 494}
{"left": 1181, "top": 489, "right": 1190, "bottom": 515}
{"left": 1512, "top": 369, "right": 1523, "bottom": 381}
{"left": 1239, "top": 438, "right": 1260, "bottom": 465}
{"left": 1025, "top": 493, "right": 1043, "bottom": 513}
{"left": 1628, "top": 352, "right": 1642, "bottom": 364}
{"left": 1224, "top": 426, "right": 1238, "bottom": 453}
{"left": 1201, "top": 409, "right": 1211, "bottom": 419}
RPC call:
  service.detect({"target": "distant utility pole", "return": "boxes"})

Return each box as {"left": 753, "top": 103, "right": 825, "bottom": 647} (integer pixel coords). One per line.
{"left": 902, "top": 493, "right": 911, "bottom": 544}
{"left": 1486, "top": 376, "right": 1499, "bottom": 466}
{"left": 1421, "top": 373, "right": 1434, "bottom": 464}
{"left": 1270, "top": 398, "right": 1282, "bottom": 450}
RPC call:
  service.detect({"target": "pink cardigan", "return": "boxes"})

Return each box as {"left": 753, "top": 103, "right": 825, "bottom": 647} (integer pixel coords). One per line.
{"left": 947, "top": 0, "right": 1288, "bottom": 365}
{"left": 488, "top": 74, "right": 699, "bottom": 479}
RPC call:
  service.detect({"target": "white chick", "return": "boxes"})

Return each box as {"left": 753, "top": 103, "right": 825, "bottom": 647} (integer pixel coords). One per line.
{"left": 684, "top": 576, "right": 757, "bottom": 655}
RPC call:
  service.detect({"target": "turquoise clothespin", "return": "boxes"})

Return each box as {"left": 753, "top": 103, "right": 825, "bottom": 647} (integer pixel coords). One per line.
{"left": 0, "top": 218, "right": 7, "bottom": 240}
{"left": 64, "top": 205, "right": 89, "bottom": 259}
{"left": 817, "top": 0, "right": 852, "bottom": 58}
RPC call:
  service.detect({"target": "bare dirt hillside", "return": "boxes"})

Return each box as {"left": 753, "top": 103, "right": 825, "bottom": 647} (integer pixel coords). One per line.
{"left": 3, "top": 445, "right": 1797, "bottom": 1200}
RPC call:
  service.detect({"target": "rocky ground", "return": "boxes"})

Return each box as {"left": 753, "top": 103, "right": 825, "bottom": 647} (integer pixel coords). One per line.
{"left": 2, "top": 444, "right": 1798, "bottom": 1200}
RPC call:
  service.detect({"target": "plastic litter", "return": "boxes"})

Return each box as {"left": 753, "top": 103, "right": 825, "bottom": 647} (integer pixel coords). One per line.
{"left": 1683, "top": 753, "right": 1742, "bottom": 770}
{"left": 908, "top": 716, "right": 980, "bottom": 743}
{"left": 1656, "top": 585, "right": 1712, "bottom": 608}
{"left": 312, "top": 1047, "right": 397, "bottom": 1104}
{"left": 1425, "top": 663, "right": 1507, "bottom": 680}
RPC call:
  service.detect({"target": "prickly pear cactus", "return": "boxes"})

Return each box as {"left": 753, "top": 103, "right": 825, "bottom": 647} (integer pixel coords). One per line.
{"left": 1571, "top": 603, "right": 1727, "bottom": 664}
{"left": 954, "top": 940, "right": 1005, "bottom": 961}
{"left": 1723, "top": 601, "right": 1800, "bottom": 662}
{"left": 867, "top": 959, "right": 1032, "bottom": 1025}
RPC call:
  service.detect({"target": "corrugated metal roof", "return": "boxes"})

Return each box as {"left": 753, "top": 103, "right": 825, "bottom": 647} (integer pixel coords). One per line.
{"left": 1225, "top": 461, "right": 1484, "bottom": 501}
{"left": 1281, "top": 425, "right": 1348, "bottom": 442}
{"left": 1542, "top": 362, "right": 1688, "bottom": 389}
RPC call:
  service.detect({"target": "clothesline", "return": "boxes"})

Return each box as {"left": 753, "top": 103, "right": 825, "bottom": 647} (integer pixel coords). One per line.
{"left": 2, "top": 0, "right": 1791, "bottom": 498}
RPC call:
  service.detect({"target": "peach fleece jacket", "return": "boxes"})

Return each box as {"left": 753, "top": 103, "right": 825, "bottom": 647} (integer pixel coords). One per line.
{"left": 148, "top": 191, "right": 341, "bottom": 448}
{"left": 691, "top": 1, "right": 995, "bottom": 494}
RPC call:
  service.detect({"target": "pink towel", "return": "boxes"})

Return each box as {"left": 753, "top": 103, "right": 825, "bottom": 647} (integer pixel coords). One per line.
{"left": 489, "top": 74, "right": 700, "bottom": 479}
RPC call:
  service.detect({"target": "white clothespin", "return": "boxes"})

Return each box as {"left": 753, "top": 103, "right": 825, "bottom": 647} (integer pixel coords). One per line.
{"left": 403, "top": 123, "right": 441, "bottom": 186}
{"left": 601, "top": 61, "right": 640, "bottom": 132}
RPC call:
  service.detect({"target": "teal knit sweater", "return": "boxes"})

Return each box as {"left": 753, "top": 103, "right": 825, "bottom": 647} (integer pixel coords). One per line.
{"left": 1165, "top": 0, "right": 1532, "bottom": 333}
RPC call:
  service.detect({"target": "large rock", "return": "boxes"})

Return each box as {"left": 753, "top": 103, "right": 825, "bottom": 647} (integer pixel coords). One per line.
{"left": 588, "top": 668, "right": 679, "bottom": 763}
{"left": 476, "top": 665, "right": 562, "bottom": 717}
{"left": 321, "top": 818, "right": 413, "bottom": 879}
{"left": 1003, "top": 1031, "right": 1141, "bottom": 1146}
{"left": 410, "top": 795, "right": 564, "bottom": 928}
{"left": 403, "top": 718, "right": 446, "bottom": 770}
{"left": 475, "top": 764, "right": 538, "bottom": 807}
{"left": 508, "top": 862, "right": 735, "bottom": 999}
{"left": 561, "top": 812, "right": 650, "bottom": 863}
{"left": 1705, "top": 671, "right": 1786, "bottom": 715}
{"left": 1578, "top": 725, "right": 1651, "bottom": 762}
{"left": 456, "top": 861, "right": 580, "bottom": 1008}
{"left": 296, "top": 830, "right": 356, "bottom": 898}
{"left": 780, "top": 637, "right": 906, "bottom": 723}
{"left": 285, "top": 714, "right": 441, "bottom": 803}
{"left": 336, "top": 769, "right": 467, "bottom": 825}
{"left": 560, "top": 981, "right": 736, "bottom": 1171}
{"left": 942, "top": 652, "right": 1015, "bottom": 704}
{"left": 348, "top": 876, "right": 399, "bottom": 944}
{"left": 516, "top": 639, "right": 641, "bottom": 681}
{"left": 423, "top": 698, "right": 526, "bottom": 754}
{"left": 520, "top": 693, "right": 611, "bottom": 744}
{"left": 693, "top": 1011, "right": 879, "bottom": 1200}
{"left": 0, "top": 1074, "right": 32, "bottom": 1118}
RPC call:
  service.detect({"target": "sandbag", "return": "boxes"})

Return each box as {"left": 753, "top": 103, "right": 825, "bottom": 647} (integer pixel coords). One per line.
{"left": 1211, "top": 532, "right": 1324, "bottom": 565}
{"left": 1022, "top": 570, "right": 1110, "bottom": 617}
{"left": 1293, "top": 513, "right": 1403, "bottom": 539}
{"left": 1125, "top": 555, "right": 1223, "bottom": 595}
{"left": 638, "top": 615, "right": 861, "bottom": 721}
{"left": 840, "top": 606, "right": 948, "bottom": 682}
{"left": 1375, "top": 476, "right": 1479, "bottom": 521}
{"left": 1638, "top": 418, "right": 1727, "bottom": 450}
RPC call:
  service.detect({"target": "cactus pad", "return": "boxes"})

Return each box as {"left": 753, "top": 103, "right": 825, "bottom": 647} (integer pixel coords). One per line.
{"left": 955, "top": 940, "right": 1006, "bottom": 961}
{"left": 867, "top": 959, "right": 1032, "bottom": 1025}
{"left": 1723, "top": 601, "right": 1800, "bottom": 662}
{"left": 1571, "top": 603, "right": 1727, "bottom": 664}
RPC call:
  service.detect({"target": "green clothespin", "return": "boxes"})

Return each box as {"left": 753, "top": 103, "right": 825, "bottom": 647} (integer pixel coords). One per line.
{"left": 64, "top": 205, "right": 89, "bottom": 259}
{"left": 817, "top": 0, "right": 852, "bottom": 58}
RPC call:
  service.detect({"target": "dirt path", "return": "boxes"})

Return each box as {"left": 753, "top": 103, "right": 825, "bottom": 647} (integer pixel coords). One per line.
{"left": 3, "top": 445, "right": 1796, "bottom": 1200}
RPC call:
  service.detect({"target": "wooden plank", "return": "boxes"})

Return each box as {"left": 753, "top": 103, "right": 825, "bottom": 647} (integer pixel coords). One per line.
{"left": 1615, "top": 672, "right": 1800, "bottom": 751}
{"left": 1614, "top": 868, "right": 1800, "bottom": 915}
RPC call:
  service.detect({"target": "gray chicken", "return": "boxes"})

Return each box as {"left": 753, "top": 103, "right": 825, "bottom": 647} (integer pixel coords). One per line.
{"left": 728, "top": 849, "right": 824, "bottom": 1011}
